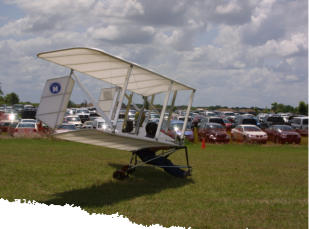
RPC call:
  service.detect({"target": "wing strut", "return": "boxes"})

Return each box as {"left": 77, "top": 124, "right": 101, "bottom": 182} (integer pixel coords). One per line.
{"left": 155, "top": 82, "right": 173, "bottom": 139}
{"left": 113, "top": 64, "right": 133, "bottom": 131}
{"left": 181, "top": 90, "right": 195, "bottom": 140}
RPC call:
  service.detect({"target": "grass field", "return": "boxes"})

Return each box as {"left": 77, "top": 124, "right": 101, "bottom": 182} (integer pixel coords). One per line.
{"left": 0, "top": 137, "right": 307, "bottom": 228}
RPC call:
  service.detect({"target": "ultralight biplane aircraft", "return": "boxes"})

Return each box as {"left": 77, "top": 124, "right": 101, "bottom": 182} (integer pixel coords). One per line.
{"left": 36, "top": 47, "right": 196, "bottom": 179}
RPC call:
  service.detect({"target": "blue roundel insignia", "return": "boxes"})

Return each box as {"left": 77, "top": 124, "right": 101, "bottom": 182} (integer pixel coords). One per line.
{"left": 49, "top": 82, "right": 61, "bottom": 94}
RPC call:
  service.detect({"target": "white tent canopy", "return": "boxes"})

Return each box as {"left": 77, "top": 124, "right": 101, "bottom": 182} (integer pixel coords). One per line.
{"left": 37, "top": 47, "right": 195, "bottom": 96}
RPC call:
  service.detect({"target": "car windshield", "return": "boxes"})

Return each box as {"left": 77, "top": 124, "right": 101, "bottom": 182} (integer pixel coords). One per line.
{"left": 77, "top": 110, "right": 89, "bottom": 114}
{"left": 267, "top": 117, "right": 284, "bottom": 122}
{"left": 242, "top": 119, "right": 257, "bottom": 125}
{"left": 303, "top": 119, "right": 308, "bottom": 125}
{"left": 209, "top": 118, "right": 224, "bottom": 124}
{"left": 208, "top": 124, "right": 224, "bottom": 129}
{"left": 59, "top": 125, "right": 76, "bottom": 130}
{"left": 22, "top": 119, "right": 36, "bottom": 123}
{"left": 171, "top": 123, "right": 183, "bottom": 130}
{"left": 243, "top": 126, "right": 260, "bottom": 131}
{"left": 67, "top": 117, "right": 81, "bottom": 121}
{"left": 18, "top": 123, "right": 35, "bottom": 128}
{"left": 150, "top": 114, "right": 160, "bottom": 118}
{"left": 224, "top": 112, "right": 234, "bottom": 116}
{"left": 275, "top": 125, "right": 293, "bottom": 131}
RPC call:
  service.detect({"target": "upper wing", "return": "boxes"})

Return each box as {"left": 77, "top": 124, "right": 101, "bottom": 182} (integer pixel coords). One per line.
{"left": 37, "top": 47, "right": 195, "bottom": 96}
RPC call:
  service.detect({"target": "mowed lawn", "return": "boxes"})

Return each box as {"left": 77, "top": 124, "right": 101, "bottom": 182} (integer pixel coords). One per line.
{"left": 0, "top": 137, "right": 307, "bottom": 228}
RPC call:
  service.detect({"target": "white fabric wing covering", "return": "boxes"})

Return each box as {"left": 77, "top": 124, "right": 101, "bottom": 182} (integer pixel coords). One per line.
{"left": 37, "top": 47, "right": 194, "bottom": 96}
{"left": 54, "top": 129, "right": 177, "bottom": 151}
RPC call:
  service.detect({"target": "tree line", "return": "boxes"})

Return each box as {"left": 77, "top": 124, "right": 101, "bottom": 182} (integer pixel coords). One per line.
{"left": 0, "top": 89, "right": 308, "bottom": 115}
{"left": 0, "top": 90, "right": 20, "bottom": 105}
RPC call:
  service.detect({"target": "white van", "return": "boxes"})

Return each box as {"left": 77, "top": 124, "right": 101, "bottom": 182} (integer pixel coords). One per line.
{"left": 92, "top": 118, "right": 107, "bottom": 130}
{"left": 291, "top": 116, "right": 308, "bottom": 135}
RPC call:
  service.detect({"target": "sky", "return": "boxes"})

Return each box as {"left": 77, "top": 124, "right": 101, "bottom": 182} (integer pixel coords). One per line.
{"left": 0, "top": 0, "right": 307, "bottom": 108}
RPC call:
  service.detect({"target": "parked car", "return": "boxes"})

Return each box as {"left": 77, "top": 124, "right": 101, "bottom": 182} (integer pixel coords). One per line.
{"left": 223, "top": 118, "right": 233, "bottom": 131}
{"left": 0, "top": 121, "right": 18, "bottom": 133}
{"left": 231, "top": 125, "right": 268, "bottom": 144}
{"left": 76, "top": 108, "right": 90, "bottom": 123}
{"left": 92, "top": 118, "right": 108, "bottom": 130}
{"left": 191, "top": 115, "right": 205, "bottom": 128}
{"left": 54, "top": 124, "right": 77, "bottom": 134}
{"left": 7, "top": 122, "right": 18, "bottom": 136}
{"left": 13, "top": 104, "right": 24, "bottom": 114}
{"left": 236, "top": 115, "right": 260, "bottom": 127}
{"left": 201, "top": 116, "right": 225, "bottom": 127}
{"left": 264, "top": 125, "right": 301, "bottom": 144}
{"left": 13, "top": 122, "right": 39, "bottom": 137}
{"left": 63, "top": 115, "right": 82, "bottom": 128}
{"left": 164, "top": 120, "right": 194, "bottom": 142}
{"left": 148, "top": 113, "right": 160, "bottom": 123}
{"left": 82, "top": 121, "right": 94, "bottom": 129}
{"left": 20, "top": 119, "right": 37, "bottom": 123}
{"left": 290, "top": 117, "right": 308, "bottom": 136}
{"left": 260, "top": 115, "right": 285, "bottom": 129}
{"left": 198, "top": 122, "right": 229, "bottom": 143}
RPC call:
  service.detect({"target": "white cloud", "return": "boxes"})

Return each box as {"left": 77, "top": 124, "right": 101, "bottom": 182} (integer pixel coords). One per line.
{"left": 0, "top": 0, "right": 307, "bottom": 107}
{"left": 216, "top": 1, "right": 242, "bottom": 14}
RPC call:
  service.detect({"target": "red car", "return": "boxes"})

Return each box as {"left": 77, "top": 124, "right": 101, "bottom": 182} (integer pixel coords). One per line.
{"left": 0, "top": 121, "right": 18, "bottom": 133}
{"left": 13, "top": 122, "right": 39, "bottom": 137}
{"left": 265, "top": 125, "right": 301, "bottom": 144}
{"left": 223, "top": 118, "right": 233, "bottom": 131}
{"left": 198, "top": 122, "right": 229, "bottom": 143}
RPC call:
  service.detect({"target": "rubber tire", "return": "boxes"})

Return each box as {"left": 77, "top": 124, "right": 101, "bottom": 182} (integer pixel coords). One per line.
{"left": 113, "top": 170, "right": 128, "bottom": 180}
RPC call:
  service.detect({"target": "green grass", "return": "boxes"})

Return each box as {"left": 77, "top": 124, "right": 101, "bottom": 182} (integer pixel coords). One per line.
{"left": 0, "top": 137, "right": 307, "bottom": 228}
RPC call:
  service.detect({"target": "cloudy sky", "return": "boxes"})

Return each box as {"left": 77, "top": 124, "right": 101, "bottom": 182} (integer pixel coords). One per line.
{"left": 0, "top": 0, "right": 307, "bottom": 107}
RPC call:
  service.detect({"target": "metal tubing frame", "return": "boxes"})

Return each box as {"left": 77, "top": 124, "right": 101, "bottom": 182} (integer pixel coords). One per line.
{"left": 166, "top": 90, "right": 177, "bottom": 130}
{"left": 180, "top": 90, "right": 195, "bottom": 140}
{"left": 113, "top": 64, "right": 133, "bottom": 129}
{"left": 125, "top": 94, "right": 141, "bottom": 112}
{"left": 109, "top": 87, "right": 121, "bottom": 120}
{"left": 122, "top": 92, "right": 133, "bottom": 131}
{"left": 134, "top": 97, "right": 146, "bottom": 135}
{"left": 71, "top": 71, "right": 113, "bottom": 127}
{"left": 146, "top": 95, "right": 160, "bottom": 115}
{"left": 128, "top": 146, "right": 191, "bottom": 170}
{"left": 155, "top": 82, "right": 173, "bottom": 139}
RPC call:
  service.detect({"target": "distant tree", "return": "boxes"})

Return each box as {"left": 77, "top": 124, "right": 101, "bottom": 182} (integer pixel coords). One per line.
{"left": 68, "top": 100, "right": 76, "bottom": 108}
{"left": 271, "top": 102, "right": 278, "bottom": 113}
{"left": 4, "top": 92, "right": 19, "bottom": 105}
{"left": 80, "top": 99, "right": 88, "bottom": 107}
{"left": 298, "top": 101, "right": 308, "bottom": 115}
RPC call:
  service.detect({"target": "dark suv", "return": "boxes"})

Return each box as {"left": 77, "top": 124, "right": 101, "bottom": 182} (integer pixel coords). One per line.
{"left": 261, "top": 115, "right": 285, "bottom": 129}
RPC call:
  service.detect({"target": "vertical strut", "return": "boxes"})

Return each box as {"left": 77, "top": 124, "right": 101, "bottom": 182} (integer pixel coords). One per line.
{"left": 113, "top": 64, "right": 133, "bottom": 130}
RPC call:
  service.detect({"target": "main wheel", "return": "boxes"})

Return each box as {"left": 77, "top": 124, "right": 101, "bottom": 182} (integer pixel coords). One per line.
{"left": 113, "top": 170, "right": 128, "bottom": 180}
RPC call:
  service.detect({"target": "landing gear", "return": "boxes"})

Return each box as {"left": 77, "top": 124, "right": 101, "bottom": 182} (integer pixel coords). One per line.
{"left": 113, "top": 165, "right": 135, "bottom": 180}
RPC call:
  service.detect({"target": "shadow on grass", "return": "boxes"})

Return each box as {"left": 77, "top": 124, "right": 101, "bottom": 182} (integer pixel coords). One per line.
{"left": 43, "top": 163, "right": 194, "bottom": 209}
